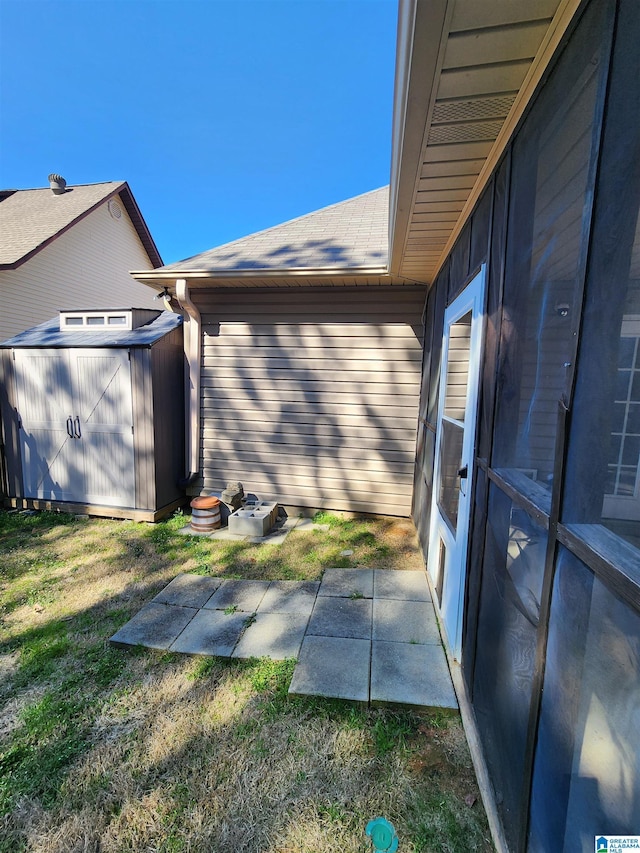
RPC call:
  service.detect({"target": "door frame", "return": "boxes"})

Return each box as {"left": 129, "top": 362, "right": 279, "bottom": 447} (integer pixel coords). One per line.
{"left": 428, "top": 264, "right": 486, "bottom": 660}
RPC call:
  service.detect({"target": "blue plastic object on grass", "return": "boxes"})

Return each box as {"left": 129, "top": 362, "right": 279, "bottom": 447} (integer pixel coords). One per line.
{"left": 366, "top": 817, "right": 399, "bottom": 852}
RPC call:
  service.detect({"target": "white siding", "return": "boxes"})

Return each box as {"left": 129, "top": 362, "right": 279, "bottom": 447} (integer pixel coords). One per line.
{"left": 0, "top": 194, "right": 157, "bottom": 341}
{"left": 195, "top": 286, "right": 426, "bottom": 516}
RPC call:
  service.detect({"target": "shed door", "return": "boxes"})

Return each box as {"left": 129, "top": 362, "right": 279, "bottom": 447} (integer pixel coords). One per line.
{"left": 14, "top": 348, "right": 134, "bottom": 507}
{"left": 428, "top": 266, "right": 486, "bottom": 660}
{"left": 72, "top": 349, "right": 135, "bottom": 507}
{"left": 14, "top": 350, "right": 80, "bottom": 501}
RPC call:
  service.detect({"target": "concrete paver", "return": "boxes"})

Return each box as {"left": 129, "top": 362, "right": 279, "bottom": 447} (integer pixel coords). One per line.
{"left": 373, "top": 599, "right": 441, "bottom": 644}
{"left": 370, "top": 641, "right": 458, "bottom": 709}
{"left": 317, "top": 568, "right": 374, "bottom": 599}
{"left": 233, "top": 612, "right": 308, "bottom": 659}
{"left": 170, "top": 608, "right": 250, "bottom": 656}
{"left": 289, "top": 635, "right": 370, "bottom": 703}
{"left": 153, "top": 573, "right": 221, "bottom": 608}
{"left": 306, "top": 596, "right": 372, "bottom": 639}
{"left": 110, "top": 602, "right": 197, "bottom": 650}
{"left": 208, "top": 529, "right": 248, "bottom": 542}
{"left": 109, "top": 567, "right": 457, "bottom": 711}
{"left": 294, "top": 519, "right": 330, "bottom": 532}
{"left": 203, "top": 579, "right": 270, "bottom": 612}
{"left": 258, "top": 581, "right": 320, "bottom": 615}
{"left": 373, "top": 569, "right": 431, "bottom": 601}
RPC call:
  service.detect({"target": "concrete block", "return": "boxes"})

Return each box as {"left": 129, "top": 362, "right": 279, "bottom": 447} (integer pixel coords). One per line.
{"left": 370, "top": 641, "right": 458, "bottom": 710}
{"left": 228, "top": 501, "right": 278, "bottom": 537}
{"left": 232, "top": 612, "right": 308, "bottom": 659}
{"left": 373, "top": 569, "right": 431, "bottom": 602}
{"left": 373, "top": 599, "right": 441, "bottom": 645}
{"left": 170, "top": 608, "right": 249, "bottom": 656}
{"left": 288, "top": 635, "right": 371, "bottom": 703}
{"left": 152, "top": 573, "right": 221, "bottom": 608}
{"left": 307, "top": 596, "right": 372, "bottom": 639}
{"left": 109, "top": 602, "right": 197, "bottom": 650}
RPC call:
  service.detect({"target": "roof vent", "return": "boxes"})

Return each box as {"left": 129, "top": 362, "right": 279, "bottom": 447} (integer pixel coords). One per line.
{"left": 48, "top": 173, "right": 67, "bottom": 195}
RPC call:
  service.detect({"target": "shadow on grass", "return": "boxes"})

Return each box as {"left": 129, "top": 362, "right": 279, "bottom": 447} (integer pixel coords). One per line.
{"left": 0, "top": 510, "right": 489, "bottom": 853}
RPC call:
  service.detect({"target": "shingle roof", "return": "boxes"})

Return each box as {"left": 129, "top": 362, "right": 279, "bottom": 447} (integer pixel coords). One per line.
{"left": 162, "top": 186, "right": 390, "bottom": 273}
{"left": 0, "top": 311, "right": 182, "bottom": 349}
{"left": 0, "top": 181, "right": 162, "bottom": 269}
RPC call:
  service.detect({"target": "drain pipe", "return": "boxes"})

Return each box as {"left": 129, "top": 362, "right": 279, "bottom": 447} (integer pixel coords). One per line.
{"left": 175, "top": 278, "right": 201, "bottom": 489}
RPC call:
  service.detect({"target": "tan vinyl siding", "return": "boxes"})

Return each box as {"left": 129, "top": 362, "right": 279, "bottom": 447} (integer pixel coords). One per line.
{"left": 0, "top": 195, "right": 157, "bottom": 341}
{"left": 194, "top": 286, "right": 425, "bottom": 516}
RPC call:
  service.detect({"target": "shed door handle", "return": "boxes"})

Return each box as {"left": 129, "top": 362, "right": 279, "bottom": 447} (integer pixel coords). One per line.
{"left": 67, "top": 417, "right": 74, "bottom": 438}
{"left": 457, "top": 465, "right": 468, "bottom": 479}
{"left": 73, "top": 416, "right": 82, "bottom": 439}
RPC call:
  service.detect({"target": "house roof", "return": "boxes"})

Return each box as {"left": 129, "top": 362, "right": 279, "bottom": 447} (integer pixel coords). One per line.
{"left": 133, "top": 0, "right": 582, "bottom": 291}
{"left": 0, "top": 310, "right": 182, "bottom": 349}
{"left": 0, "top": 180, "right": 163, "bottom": 270}
{"left": 388, "top": 0, "right": 579, "bottom": 283}
{"left": 133, "top": 187, "right": 418, "bottom": 288}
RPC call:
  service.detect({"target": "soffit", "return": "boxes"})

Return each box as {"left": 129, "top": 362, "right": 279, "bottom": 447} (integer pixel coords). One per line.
{"left": 389, "top": 0, "right": 581, "bottom": 285}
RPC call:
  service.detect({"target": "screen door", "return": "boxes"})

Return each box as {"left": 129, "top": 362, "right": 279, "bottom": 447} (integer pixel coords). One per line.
{"left": 428, "top": 265, "right": 486, "bottom": 660}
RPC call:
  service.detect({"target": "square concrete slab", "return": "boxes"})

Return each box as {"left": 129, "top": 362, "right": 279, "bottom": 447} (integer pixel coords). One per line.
{"left": 169, "top": 608, "right": 250, "bottom": 656}
{"left": 203, "top": 579, "right": 271, "bottom": 612}
{"left": 208, "top": 529, "right": 248, "bottom": 542}
{"left": 258, "top": 581, "right": 320, "bottom": 616}
{"left": 153, "top": 574, "right": 222, "bottom": 608}
{"left": 109, "top": 602, "right": 197, "bottom": 650}
{"left": 318, "top": 568, "right": 374, "bottom": 599}
{"left": 177, "top": 524, "right": 214, "bottom": 538}
{"left": 293, "top": 518, "right": 330, "bottom": 532}
{"left": 374, "top": 569, "right": 431, "bottom": 602}
{"left": 306, "top": 596, "right": 372, "bottom": 639}
{"left": 373, "top": 599, "right": 441, "bottom": 644}
{"left": 232, "top": 612, "right": 308, "bottom": 659}
{"left": 370, "top": 641, "right": 458, "bottom": 709}
{"left": 247, "top": 527, "right": 291, "bottom": 545}
{"left": 289, "top": 635, "right": 371, "bottom": 703}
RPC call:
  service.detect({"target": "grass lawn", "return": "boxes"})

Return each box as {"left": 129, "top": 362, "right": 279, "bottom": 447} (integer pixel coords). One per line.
{"left": 0, "top": 508, "right": 493, "bottom": 852}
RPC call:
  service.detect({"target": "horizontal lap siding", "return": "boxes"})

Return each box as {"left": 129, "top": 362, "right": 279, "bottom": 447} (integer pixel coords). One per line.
{"left": 195, "top": 286, "right": 426, "bottom": 515}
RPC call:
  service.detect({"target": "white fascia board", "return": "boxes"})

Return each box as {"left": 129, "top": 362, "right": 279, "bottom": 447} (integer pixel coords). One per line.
{"left": 388, "top": 0, "right": 451, "bottom": 278}
{"left": 130, "top": 266, "right": 390, "bottom": 282}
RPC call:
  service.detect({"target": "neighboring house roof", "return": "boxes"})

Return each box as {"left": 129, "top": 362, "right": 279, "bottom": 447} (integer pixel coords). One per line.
{"left": 0, "top": 311, "right": 182, "bottom": 349}
{"left": 0, "top": 180, "right": 163, "bottom": 270}
{"left": 133, "top": 187, "right": 418, "bottom": 288}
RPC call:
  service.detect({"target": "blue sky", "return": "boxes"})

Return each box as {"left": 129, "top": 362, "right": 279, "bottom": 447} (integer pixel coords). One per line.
{"left": 0, "top": 0, "right": 399, "bottom": 265}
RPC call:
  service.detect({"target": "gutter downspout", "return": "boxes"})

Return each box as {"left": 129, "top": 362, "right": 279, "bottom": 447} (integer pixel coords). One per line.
{"left": 173, "top": 279, "right": 201, "bottom": 489}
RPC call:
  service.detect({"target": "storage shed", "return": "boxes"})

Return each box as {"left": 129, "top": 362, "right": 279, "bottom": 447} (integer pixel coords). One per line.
{"left": 0, "top": 308, "right": 185, "bottom": 521}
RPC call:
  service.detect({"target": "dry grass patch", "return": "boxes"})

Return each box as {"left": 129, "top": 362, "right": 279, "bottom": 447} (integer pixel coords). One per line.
{"left": 0, "top": 509, "right": 492, "bottom": 852}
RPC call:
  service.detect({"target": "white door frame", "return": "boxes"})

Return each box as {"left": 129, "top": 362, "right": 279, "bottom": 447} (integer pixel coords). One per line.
{"left": 428, "top": 264, "right": 486, "bottom": 660}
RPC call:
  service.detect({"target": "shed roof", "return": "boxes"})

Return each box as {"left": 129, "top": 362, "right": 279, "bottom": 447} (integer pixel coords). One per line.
{"left": 0, "top": 310, "right": 182, "bottom": 349}
{"left": 0, "top": 180, "right": 163, "bottom": 270}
